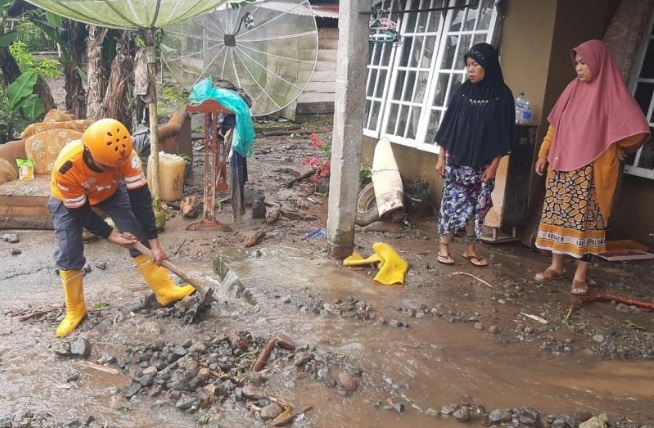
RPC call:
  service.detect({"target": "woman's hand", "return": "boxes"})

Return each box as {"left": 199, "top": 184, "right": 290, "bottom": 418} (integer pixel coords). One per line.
{"left": 435, "top": 153, "right": 446, "bottom": 176}
{"left": 107, "top": 231, "right": 138, "bottom": 249}
{"left": 617, "top": 147, "right": 627, "bottom": 162}
{"left": 534, "top": 157, "right": 548, "bottom": 176}
{"left": 481, "top": 157, "right": 501, "bottom": 182}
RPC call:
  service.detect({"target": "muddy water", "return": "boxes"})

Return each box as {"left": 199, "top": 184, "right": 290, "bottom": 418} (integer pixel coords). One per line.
{"left": 1, "top": 231, "right": 653, "bottom": 427}
{"left": 222, "top": 244, "right": 654, "bottom": 427}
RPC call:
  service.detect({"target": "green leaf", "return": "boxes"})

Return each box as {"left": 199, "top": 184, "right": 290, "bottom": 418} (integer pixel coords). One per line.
{"left": 0, "top": 0, "right": 12, "bottom": 11}
{"left": 45, "top": 11, "right": 63, "bottom": 27}
{"left": 7, "top": 72, "right": 38, "bottom": 110}
{"left": 16, "top": 94, "right": 45, "bottom": 120}
{"left": 0, "top": 30, "right": 19, "bottom": 48}
{"left": 76, "top": 66, "right": 87, "bottom": 82}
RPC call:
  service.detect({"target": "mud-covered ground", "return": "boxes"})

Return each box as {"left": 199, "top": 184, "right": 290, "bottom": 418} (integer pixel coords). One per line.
{"left": 1, "top": 114, "right": 653, "bottom": 428}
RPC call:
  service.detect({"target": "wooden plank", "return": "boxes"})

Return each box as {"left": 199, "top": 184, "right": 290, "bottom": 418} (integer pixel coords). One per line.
{"left": 303, "top": 70, "right": 336, "bottom": 82}
{"left": 297, "top": 91, "right": 336, "bottom": 103}
{"left": 319, "top": 38, "right": 339, "bottom": 50}
{"left": 314, "top": 60, "right": 336, "bottom": 72}
{"left": 0, "top": 216, "right": 53, "bottom": 230}
{"left": 0, "top": 205, "right": 49, "bottom": 216}
{"left": 295, "top": 101, "right": 335, "bottom": 115}
{"left": 318, "top": 28, "right": 339, "bottom": 39}
{"left": 317, "top": 50, "right": 338, "bottom": 62}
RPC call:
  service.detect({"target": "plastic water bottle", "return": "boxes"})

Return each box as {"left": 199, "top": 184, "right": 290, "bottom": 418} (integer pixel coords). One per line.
{"left": 515, "top": 92, "right": 526, "bottom": 124}
{"left": 522, "top": 101, "right": 532, "bottom": 124}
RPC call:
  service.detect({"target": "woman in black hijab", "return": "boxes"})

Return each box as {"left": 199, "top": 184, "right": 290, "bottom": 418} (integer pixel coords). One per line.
{"left": 434, "top": 43, "right": 514, "bottom": 266}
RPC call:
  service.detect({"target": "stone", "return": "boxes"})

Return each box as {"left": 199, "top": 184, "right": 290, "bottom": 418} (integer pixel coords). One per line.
{"left": 453, "top": 406, "right": 470, "bottom": 422}
{"left": 70, "top": 338, "right": 91, "bottom": 358}
{"left": 579, "top": 417, "right": 608, "bottom": 428}
{"left": 2, "top": 233, "right": 19, "bottom": 243}
{"left": 336, "top": 370, "right": 358, "bottom": 392}
{"left": 489, "top": 408, "right": 512, "bottom": 423}
{"left": 242, "top": 384, "right": 266, "bottom": 399}
{"left": 123, "top": 382, "right": 142, "bottom": 399}
{"left": 260, "top": 403, "right": 283, "bottom": 420}
{"left": 440, "top": 404, "right": 457, "bottom": 416}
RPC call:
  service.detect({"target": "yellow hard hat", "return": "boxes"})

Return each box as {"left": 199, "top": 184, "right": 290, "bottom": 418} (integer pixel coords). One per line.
{"left": 82, "top": 118, "right": 132, "bottom": 167}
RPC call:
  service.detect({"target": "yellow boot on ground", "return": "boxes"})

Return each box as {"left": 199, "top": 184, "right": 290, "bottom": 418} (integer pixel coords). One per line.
{"left": 56, "top": 269, "right": 87, "bottom": 338}
{"left": 372, "top": 242, "right": 409, "bottom": 285}
{"left": 134, "top": 254, "right": 195, "bottom": 306}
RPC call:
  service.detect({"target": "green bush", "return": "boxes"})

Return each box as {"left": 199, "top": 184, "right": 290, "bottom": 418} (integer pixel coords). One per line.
{"left": 9, "top": 40, "right": 62, "bottom": 78}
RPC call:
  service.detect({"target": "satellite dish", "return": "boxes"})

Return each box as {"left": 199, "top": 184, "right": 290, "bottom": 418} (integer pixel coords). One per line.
{"left": 161, "top": 0, "right": 319, "bottom": 116}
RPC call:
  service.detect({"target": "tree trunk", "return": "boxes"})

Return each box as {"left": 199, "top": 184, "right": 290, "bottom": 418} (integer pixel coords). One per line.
{"left": 101, "top": 31, "right": 134, "bottom": 129}
{"left": 86, "top": 26, "right": 108, "bottom": 121}
{"left": 36, "top": 76, "right": 55, "bottom": 113}
{"left": 0, "top": 47, "right": 54, "bottom": 114}
{"left": 0, "top": 48, "right": 21, "bottom": 87}
{"left": 63, "top": 20, "right": 87, "bottom": 119}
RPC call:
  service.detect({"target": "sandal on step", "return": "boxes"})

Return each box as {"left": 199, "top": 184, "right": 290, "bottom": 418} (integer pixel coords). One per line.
{"left": 462, "top": 254, "right": 488, "bottom": 267}
{"left": 571, "top": 279, "right": 589, "bottom": 296}
{"left": 437, "top": 253, "right": 455, "bottom": 265}
{"left": 533, "top": 269, "right": 563, "bottom": 282}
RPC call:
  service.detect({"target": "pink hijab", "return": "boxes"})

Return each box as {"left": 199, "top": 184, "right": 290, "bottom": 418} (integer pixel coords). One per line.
{"left": 547, "top": 39, "right": 650, "bottom": 171}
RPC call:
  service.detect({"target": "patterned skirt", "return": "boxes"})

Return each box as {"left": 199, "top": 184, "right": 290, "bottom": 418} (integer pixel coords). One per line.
{"left": 438, "top": 163, "right": 494, "bottom": 239}
{"left": 535, "top": 164, "right": 606, "bottom": 258}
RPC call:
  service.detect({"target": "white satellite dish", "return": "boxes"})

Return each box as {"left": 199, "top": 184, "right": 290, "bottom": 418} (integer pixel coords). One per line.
{"left": 161, "top": 0, "right": 319, "bottom": 116}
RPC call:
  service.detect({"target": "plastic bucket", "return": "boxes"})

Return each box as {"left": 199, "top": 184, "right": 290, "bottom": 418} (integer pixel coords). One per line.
{"left": 148, "top": 152, "right": 185, "bottom": 202}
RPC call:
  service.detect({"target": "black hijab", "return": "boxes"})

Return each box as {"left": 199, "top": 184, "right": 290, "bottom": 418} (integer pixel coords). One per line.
{"left": 434, "top": 43, "right": 514, "bottom": 168}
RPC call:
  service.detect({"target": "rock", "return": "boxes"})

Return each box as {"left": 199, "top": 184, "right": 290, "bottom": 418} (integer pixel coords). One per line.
{"left": 573, "top": 409, "right": 593, "bottom": 422}
{"left": 70, "top": 338, "right": 91, "bottom": 358}
{"left": 95, "top": 261, "right": 107, "bottom": 270}
{"left": 242, "top": 384, "right": 266, "bottom": 399}
{"left": 579, "top": 417, "right": 608, "bottom": 428}
{"left": 489, "top": 408, "right": 512, "bottom": 423}
{"left": 143, "top": 366, "right": 158, "bottom": 377}
{"left": 453, "top": 406, "right": 470, "bottom": 422}
{"left": 10, "top": 248, "right": 21, "bottom": 256}
{"left": 2, "top": 233, "right": 19, "bottom": 243}
{"left": 516, "top": 406, "right": 539, "bottom": 425}
{"left": 318, "top": 367, "right": 337, "bottom": 388}
{"left": 425, "top": 408, "right": 438, "bottom": 417}
{"left": 123, "top": 382, "right": 142, "bottom": 399}
{"left": 275, "top": 333, "right": 296, "bottom": 350}
{"left": 260, "top": 403, "right": 283, "bottom": 420}
{"left": 592, "top": 334, "right": 605, "bottom": 343}
{"left": 251, "top": 198, "right": 267, "bottom": 219}
{"left": 176, "top": 398, "right": 195, "bottom": 411}
{"left": 336, "top": 370, "right": 358, "bottom": 392}
{"left": 440, "top": 404, "right": 457, "bottom": 416}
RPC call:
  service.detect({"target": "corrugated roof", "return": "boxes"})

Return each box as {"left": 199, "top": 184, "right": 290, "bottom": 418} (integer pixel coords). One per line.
{"left": 259, "top": 1, "right": 339, "bottom": 19}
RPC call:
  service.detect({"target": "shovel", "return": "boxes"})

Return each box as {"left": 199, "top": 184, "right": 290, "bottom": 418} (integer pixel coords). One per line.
{"left": 133, "top": 241, "right": 215, "bottom": 322}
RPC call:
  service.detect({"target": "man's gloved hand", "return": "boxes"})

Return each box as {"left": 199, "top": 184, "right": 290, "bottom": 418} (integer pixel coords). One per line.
{"left": 107, "top": 231, "right": 138, "bottom": 249}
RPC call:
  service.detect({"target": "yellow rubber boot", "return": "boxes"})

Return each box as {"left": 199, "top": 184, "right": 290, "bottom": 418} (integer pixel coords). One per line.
{"left": 372, "top": 242, "right": 409, "bottom": 285}
{"left": 343, "top": 252, "right": 383, "bottom": 267}
{"left": 134, "top": 254, "right": 195, "bottom": 306}
{"left": 56, "top": 269, "right": 87, "bottom": 338}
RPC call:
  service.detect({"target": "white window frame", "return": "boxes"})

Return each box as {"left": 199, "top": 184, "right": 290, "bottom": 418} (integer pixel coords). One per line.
{"left": 625, "top": 12, "right": 654, "bottom": 180}
{"left": 364, "top": 0, "right": 498, "bottom": 153}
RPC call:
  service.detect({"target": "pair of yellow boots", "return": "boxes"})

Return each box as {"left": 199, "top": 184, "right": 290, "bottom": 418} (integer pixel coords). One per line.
{"left": 56, "top": 254, "right": 195, "bottom": 337}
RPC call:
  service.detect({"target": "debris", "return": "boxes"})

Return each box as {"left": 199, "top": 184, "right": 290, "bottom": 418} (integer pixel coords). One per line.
{"left": 285, "top": 168, "right": 319, "bottom": 188}
{"left": 565, "top": 293, "right": 654, "bottom": 323}
{"left": 252, "top": 338, "right": 276, "bottom": 372}
{"left": 2, "top": 233, "right": 19, "bottom": 243}
{"left": 301, "top": 228, "right": 326, "bottom": 240}
{"left": 449, "top": 271, "right": 493, "bottom": 288}
{"left": 243, "top": 230, "right": 266, "bottom": 248}
{"left": 520, "top": 312, "right": 549, "bottom": 324}
{"left": 180, "top": 195, "right": 199, "bottom": 218}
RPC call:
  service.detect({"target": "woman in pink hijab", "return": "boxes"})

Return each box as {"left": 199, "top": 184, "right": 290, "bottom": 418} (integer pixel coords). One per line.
{"left": 533, "top": 39, "right": 649, "bottom": 295}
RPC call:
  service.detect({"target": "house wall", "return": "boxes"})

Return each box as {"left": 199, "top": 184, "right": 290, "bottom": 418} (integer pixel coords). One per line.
{"left": 362, "top": 0, "right": 648, "bottom": 242}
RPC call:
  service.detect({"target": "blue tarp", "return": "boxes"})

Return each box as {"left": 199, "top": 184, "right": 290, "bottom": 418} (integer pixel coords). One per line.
{"left": 189, "top": 76, "right": 256, "bottom": 158}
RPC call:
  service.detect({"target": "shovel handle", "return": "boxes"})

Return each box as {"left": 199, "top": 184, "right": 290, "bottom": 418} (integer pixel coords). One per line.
{"left": 133, "top": 241, "right": 203, "bottom": 290}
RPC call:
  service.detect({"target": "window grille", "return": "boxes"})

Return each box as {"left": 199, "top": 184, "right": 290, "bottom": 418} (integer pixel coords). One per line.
{"left": 625, "top": 13, "right": 654, "bottom": 180}
{"left": 364, "top": 0, "right": 498, "bottom": 153}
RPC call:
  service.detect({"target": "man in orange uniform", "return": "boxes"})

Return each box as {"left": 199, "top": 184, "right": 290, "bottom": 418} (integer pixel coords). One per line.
{"left": 48, "top": 118, "right": 195, "bottom": 337}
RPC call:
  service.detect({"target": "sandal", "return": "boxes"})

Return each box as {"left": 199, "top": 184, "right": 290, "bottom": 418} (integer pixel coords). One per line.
{"left": 462, "top": 254, "right": 488, "bottom": 267}
{"left": 533, "top": 269, "right": 563, "bottom": 282}
{"left": 571, "top": 279, "right": 589, "bottom": 296}
{"left": 437, "top": 253, "right": 455, "bottom": 265}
